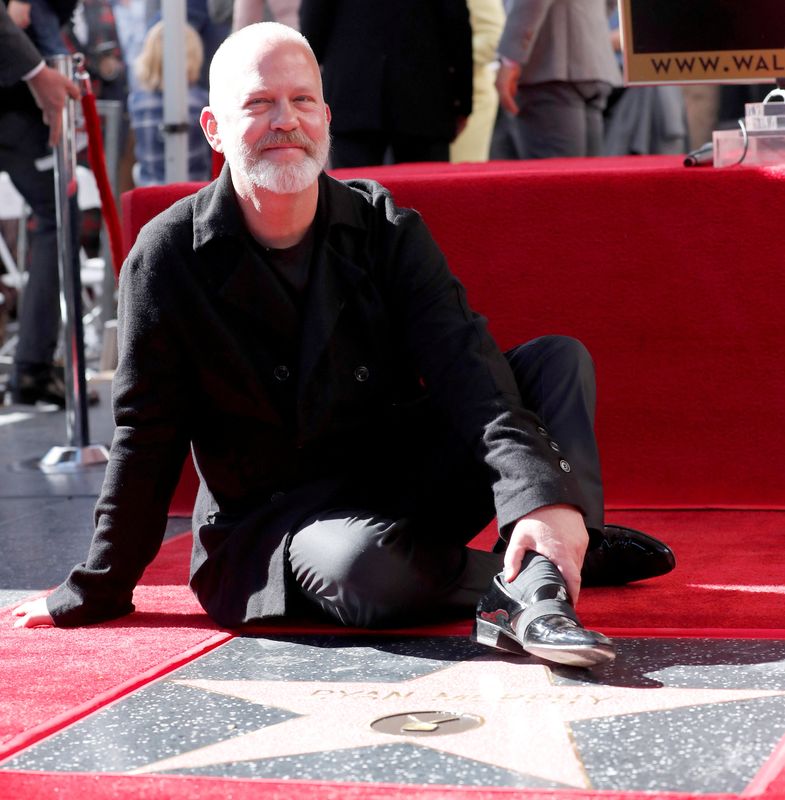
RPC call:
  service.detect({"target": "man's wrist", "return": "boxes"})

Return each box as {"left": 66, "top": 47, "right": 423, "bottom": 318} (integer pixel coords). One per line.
{"left": 22, "top": 60, "right": 46, "bottom": 82}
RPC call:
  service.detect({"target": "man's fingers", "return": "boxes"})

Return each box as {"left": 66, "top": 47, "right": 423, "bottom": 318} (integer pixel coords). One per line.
{"left": 559, "top": 562, "right": 581, "bottom": 606}
{"left": 47, "top": 114, "right": 63, "bottom": 147}
{"left": 500, "top": 90, "right": 519, "bottom": 116}
{"left": 12, "top": 604, "right": 32, "bottom": 628}
{"left": 503, "top": 541, "right": 582, "bottom": 603}
{"left": 495, "top": 63, "right": 520, "bottom": 116}
{"left": 11, "top": 599, "right": 53, "bottom": 628}
{"left": 65, "top": 78, "right": 81, "bottom": 100}
{"left": 503, "top": 540, "right": 526, "bottom": 583}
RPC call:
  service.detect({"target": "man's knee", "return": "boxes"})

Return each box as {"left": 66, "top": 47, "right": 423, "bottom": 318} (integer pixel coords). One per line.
{"left": 540, "top": 335, "right": 594, "bottom": 379}
{"left": 288, "top": 515, "right": 418, "bottom": 628}
{"left": 508, "top": 334, "right": 594, "bottom": 378}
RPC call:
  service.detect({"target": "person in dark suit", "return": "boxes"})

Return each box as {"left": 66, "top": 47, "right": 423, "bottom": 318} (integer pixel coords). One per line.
{"left": 299, "top": 0, "right": 474, "bottom": 168}
{"left": 0, "top": 0, "right": 78, "bottom": 141}
{"left": 14, "top": 22, "right": 674, "bottom": 667}
{"left": 0, "top": 0, "right": 81, "bottom": 406}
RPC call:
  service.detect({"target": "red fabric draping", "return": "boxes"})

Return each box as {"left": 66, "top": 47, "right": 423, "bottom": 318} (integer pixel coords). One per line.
{"left": 121, "top": 158, "right": 785, "bottom": 511}
{"left": 80, "top": 92, "right": 124, "bottom": 278}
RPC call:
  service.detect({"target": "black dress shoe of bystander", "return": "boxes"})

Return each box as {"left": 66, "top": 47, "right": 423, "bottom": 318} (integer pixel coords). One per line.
{"left": 8, "top": 363, "right": 99, "bottom": 408}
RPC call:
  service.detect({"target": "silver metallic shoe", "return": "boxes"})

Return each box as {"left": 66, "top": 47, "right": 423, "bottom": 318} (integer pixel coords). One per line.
{"left": 472, "top": 554, "right": 615, "bottom": 668}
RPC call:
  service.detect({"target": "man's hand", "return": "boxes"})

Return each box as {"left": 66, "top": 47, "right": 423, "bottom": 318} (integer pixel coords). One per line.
{"left": 12, "top": 597, "right": 54, "bottom": 628}
{"left": 503, "top": 504, "right": 588, "bottom": 604}
{"left": 26, "top": 66, "right": 81, "bottom": 147}
{"left": 495, "top": 59, "right": 521, "bottom": 116}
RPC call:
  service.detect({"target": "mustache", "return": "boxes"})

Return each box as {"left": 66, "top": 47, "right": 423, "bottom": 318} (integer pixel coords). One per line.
{"left": 258, "top": 130, "right": 316, "bottom": 151}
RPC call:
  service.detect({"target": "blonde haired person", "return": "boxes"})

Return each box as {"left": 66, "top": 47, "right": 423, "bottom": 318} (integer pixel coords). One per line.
{"left": 128, "top": 21, "right": 213, "bottom": 185}
{"left": 450, "top": 0, "right": 505, "bottom": 162}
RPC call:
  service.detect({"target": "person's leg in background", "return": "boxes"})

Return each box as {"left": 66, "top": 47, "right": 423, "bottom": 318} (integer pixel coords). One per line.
{"left": 507, "top": 81, "right": 610, "bottom": 159}
{"left": 0, "top": 109, "right": 81, "bottom": 406}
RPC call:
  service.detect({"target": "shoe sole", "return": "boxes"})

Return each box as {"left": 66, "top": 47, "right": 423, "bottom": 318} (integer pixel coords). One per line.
{"left": 522, "top": 641, "right": 616, "bottom": 668}
{"left": 472, "top": 619, "right": 616, "bottom": 668}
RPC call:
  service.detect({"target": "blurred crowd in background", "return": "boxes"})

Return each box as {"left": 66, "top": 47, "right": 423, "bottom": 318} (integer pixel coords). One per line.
{"left": 0, "top": 0, "right": 775, "bottom": 404}
{"left": 9, "top": 0, "right": 773, "bottom": 191}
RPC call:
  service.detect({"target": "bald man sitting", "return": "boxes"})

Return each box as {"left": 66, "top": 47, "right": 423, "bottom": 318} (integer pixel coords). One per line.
{"left": 14, "top": 23, "right": 674, "bottom": 668}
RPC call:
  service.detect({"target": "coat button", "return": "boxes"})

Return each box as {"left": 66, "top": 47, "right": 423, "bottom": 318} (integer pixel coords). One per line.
{"left": 354, "top": 365, "right": 370, "bottom": 382}
{"left": 559, "top": 459, "right": 571, "bottom": 473}
{"left": 537, "top": 426, "right": 548, "bottom": 436}
{"left": 273, "top": 365, "right": 290, "bottom": 382}
{"left": 270, "top": 491, "right": 285, "bottom": 502}
{"left": 549, "top": 441, "right": 561, "bottom": 452}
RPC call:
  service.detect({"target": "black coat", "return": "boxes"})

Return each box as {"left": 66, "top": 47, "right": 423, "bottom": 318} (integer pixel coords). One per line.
{"left": 47, "top": 168, "right": 581, "bottom": 628}
{"left": 0, "top": 1, "right": 44, "bottom": 114}
{"left": 299, "top": 0, "right": 473, "bottom": 140}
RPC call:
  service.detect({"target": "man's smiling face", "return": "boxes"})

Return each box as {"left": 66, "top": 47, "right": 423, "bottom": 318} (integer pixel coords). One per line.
{"left": 203, "top": 36, "right": 332, "bottom": 195}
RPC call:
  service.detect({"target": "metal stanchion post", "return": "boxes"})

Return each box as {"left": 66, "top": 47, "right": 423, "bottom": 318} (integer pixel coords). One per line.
{"left": 37, "top": 54, "right": 109, "bottom": 472}
{"left": 162, "top": 0, "right": 189, "bottom": 183}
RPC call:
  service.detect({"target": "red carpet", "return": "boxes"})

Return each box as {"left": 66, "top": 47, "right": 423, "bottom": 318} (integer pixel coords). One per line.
{"left": 2, "top": 511, "right": 785, "bottom": 773}
{"left": 0, "top": 533, "right": 231, "bottom": 759}
{"left": 0, "top": 772, "right": 741, "bottom": 800}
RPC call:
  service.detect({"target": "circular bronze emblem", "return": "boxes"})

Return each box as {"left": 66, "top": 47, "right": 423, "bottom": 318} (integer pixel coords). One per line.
{"left": 370, "top": 711, "right": 484, "bottom": 737}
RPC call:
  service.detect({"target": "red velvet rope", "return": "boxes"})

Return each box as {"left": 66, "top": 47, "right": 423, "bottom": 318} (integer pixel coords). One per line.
{"left": 80, "top": 91, "right": 124, "bottom": 279}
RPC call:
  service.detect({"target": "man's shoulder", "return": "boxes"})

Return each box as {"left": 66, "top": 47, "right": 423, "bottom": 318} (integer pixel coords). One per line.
{"left": 324, "top": 173, "right": 420, "bottom": 228}
{"left": 126, "top": 188, "right": 207, "bottom": 276}
{"left": 331, "top": 175, "right": 395, "bottom": 205}
{"left": 132, "top": 184, "right": 209, "bottom": 249}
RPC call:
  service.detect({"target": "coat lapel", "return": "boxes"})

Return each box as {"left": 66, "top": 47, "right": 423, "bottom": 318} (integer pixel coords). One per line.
{"left": 296, "top": 173, "right": 371, "bottom": 402}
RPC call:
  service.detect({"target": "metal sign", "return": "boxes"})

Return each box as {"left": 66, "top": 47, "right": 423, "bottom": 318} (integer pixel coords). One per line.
{"left": 619, "top": 0, "right": 785, "bottom": 84}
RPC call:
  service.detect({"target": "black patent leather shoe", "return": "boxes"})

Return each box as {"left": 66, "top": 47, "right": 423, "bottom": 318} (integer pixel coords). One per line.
{"left": 471, "top": 555, "right": 615, "bottom": 668}
{"left": 581, "top": 525, "right": 676, "bottom": 587}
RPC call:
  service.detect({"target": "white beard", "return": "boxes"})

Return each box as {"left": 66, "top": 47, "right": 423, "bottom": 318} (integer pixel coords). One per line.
{"left": 228, "top": 128, "right": 331, "bottom": 195}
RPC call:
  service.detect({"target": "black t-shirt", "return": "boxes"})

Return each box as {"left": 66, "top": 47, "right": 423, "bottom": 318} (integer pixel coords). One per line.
{"left": 253, "top": 224, "right": 315, "bottom": 311}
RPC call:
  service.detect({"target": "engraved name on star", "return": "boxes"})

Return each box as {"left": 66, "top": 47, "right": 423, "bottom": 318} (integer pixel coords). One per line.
{"left": 131, "top": 653, "right": 785, "bottom": 788}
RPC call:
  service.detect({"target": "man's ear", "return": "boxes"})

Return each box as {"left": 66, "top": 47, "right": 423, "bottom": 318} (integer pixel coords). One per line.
{"left": 200, "top": 107, "right": 223, "bottom": 153}
{"left": 325, "top": 103, "right": 332, "bottom": 125}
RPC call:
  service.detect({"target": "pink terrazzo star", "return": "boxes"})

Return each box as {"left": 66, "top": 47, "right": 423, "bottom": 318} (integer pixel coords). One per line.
{"left": 133, "top": 652, "right": 785, "bottom": 788}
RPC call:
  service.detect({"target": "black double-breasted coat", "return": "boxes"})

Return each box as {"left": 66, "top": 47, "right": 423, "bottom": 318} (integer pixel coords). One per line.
{"left": 47, "top": 168, "right": 582, "bottom": 628}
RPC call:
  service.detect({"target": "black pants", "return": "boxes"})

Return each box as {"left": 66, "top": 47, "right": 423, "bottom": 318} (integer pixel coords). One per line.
{"left": 492, "top": 81, "right": 612, "bottom": 160}
{"left": 288, "top": 335, "right": 603, "bottom": 628}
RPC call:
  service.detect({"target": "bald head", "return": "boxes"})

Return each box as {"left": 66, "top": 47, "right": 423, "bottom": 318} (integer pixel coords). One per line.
{"left": 200, "top": 21, "right": 331, "bottom": 198}
{"left": 208, "top": 22, "right": 322, "bottom": 112}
